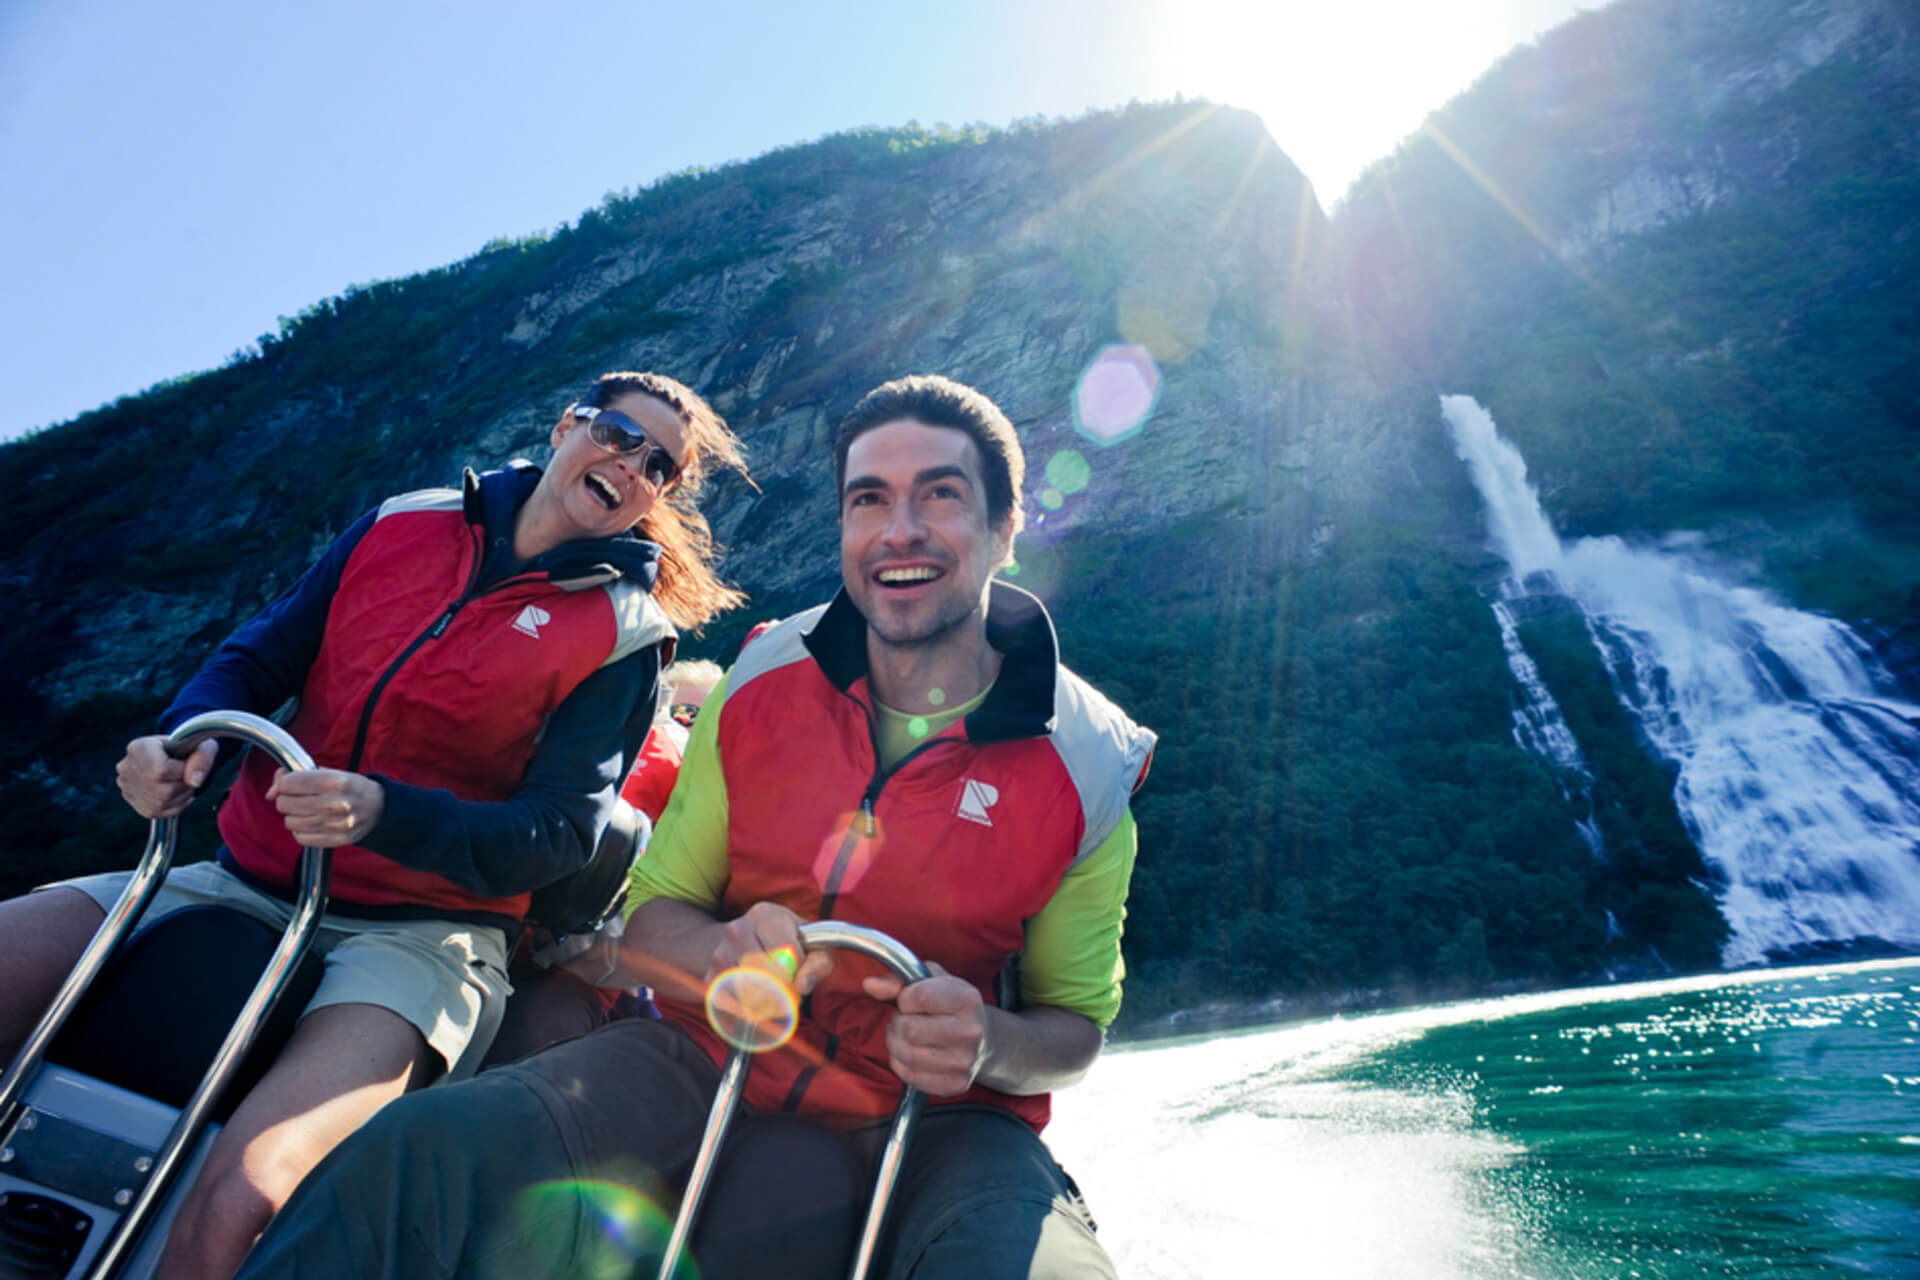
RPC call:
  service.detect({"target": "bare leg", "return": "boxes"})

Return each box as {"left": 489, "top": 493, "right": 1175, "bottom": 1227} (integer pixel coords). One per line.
{"left": 153, "top": 1002, "right": 437, "bottom": 1280}
{"left": 0, "top": 888, "right": 107, "bottom": 1062}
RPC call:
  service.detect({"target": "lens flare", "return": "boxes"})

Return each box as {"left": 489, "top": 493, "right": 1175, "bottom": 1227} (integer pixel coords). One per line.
{"left": 811, "top": 809, "right": 883, "bottom": 895}
{"left": 1003, "top": 561, "right": 1022, "bottom": 577}
{"left": 1041, "top": 487, "right": 1065, "bottom": 510}
{"left": 766, "top": 945, "right": 799, "bottom": 978}
{"left": 908, "top": 716, "right": 931, "bottom": 740}
{"left": 1073, "top": 344, "right": 1161, "bottom": 446}
{"left": 1117, "top": 264, "right": 1217, "bottom": 365}
{"left": 926, "top": 687, "right": 947, "bottom": 707}
{"left": 706, "top": 964, "right": 800, "bottom": 1052}
{"left": 512, "top": 1179, "right": 672, "bottom": 1279}
{"left": 1045, "top": 450, "right": 1092, "bottom": 495}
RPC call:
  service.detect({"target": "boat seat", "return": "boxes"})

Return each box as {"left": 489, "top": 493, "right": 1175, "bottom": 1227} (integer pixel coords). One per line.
{"left": 39, "top": 799, "right": 641, "bottom": 1120}
{"left": 48, "top": 904, "right": 324, "bottom": 1124}
{"left": 525, "top": 800, "right": 645, "bottom": 937}
{"left": 478, "top": 802, "right": 650, "bottom": 1069}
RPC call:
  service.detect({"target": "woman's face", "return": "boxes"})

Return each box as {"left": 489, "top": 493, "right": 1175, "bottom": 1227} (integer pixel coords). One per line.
{"left": 544, "top": 391, "right": 690, "bottom": 541}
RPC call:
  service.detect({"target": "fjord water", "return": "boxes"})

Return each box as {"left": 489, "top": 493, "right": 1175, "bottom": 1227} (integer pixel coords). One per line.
{"left": 1439, "top": 396, "right": 1920, "bottom": 964}
{"left": 1048, "top": 960, "right": 1920, "bottom": 1278}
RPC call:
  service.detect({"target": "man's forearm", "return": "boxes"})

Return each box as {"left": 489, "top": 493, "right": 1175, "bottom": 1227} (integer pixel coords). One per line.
{"left": 976, "top": 1003, "right": 1105, "bottom": 1095}
{"left": 615, "top": 896, "right": 729, "bottom": 1003}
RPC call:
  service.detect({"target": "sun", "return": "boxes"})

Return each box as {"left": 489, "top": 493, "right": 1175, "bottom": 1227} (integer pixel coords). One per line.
{"left": 1142, "top": 0, "right": 1579, "bottom": 206}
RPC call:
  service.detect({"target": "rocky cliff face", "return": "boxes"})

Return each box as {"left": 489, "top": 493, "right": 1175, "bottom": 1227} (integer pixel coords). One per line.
{"left": 1329, "top": 0, "right": 1918, "bottom": 612}
{"left": 3, "top": 0, "right": 1915, "bottom": 1004}
{"left": 3, "top": 102, "right": 1439, "bottom": 717}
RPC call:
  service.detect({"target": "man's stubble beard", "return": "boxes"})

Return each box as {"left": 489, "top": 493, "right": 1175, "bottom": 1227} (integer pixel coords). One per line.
{"left": 865, "top": 592, "right": 986, "bottom": 652}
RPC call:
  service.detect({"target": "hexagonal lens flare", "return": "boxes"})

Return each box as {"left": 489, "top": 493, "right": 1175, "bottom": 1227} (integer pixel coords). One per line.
{"left": 1072, "top": 344, "right": 1161, "bottom": 446}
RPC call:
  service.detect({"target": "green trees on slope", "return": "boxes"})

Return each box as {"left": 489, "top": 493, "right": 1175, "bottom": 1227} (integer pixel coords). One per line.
{"left": 1031, "top": 523, "right": 1654, "bottom": 1027}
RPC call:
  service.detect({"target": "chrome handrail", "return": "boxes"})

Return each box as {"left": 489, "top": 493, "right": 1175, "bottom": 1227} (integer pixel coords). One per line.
{"left": 657, "top": 920, "right": 933, "bottom": 1280}
{"left": 0, "top": 711, "right": 332, "bottom": 1280}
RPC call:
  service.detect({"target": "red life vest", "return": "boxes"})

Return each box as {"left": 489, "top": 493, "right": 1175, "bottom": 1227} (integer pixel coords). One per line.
{"left": 219, "top": 487, "right": 670, "bottom": 921}
{"left": 619, "top": 725, "right": 684, "bottom": 825}
{"left": 656, "top": 584, "right": 1154, "bottom": 1131}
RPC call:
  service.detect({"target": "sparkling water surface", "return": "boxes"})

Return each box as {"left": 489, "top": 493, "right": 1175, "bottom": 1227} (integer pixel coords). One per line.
{"left": 1048, "top": 959, "right": 1920, "bottom": 1279}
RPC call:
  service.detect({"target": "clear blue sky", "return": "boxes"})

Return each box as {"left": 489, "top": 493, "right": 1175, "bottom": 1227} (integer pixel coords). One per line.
{"left": 0, "top": 0, "right": 1590, "bottom": 440}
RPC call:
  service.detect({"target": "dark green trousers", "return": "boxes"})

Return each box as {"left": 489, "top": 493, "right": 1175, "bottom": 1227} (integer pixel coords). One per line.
{"left": 236, "top": 1018, "right": 1115, "bottom": 1279}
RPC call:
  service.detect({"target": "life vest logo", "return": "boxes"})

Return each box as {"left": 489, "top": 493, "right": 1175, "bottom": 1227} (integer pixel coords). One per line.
{"left": 511, "top": 605, "right": 552, "bottom": 638}
{"left": 955, "top": 778, "right": 999, "bottom": 827}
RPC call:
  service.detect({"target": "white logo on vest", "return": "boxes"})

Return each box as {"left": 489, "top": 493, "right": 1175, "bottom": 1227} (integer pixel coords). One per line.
{"left": 955, "top": 778, "right": 1000, "bottom": 827}
{"left": 511, "top": 605, "right": 551, "bottom": 638}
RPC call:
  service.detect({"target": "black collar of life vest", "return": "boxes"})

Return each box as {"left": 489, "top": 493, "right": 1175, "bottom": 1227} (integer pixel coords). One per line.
{"left": 462, "top": 463, "right": 663, "bottom": 593}
{"left": 802, "top": 578, "right": 1060, "bottom": 744}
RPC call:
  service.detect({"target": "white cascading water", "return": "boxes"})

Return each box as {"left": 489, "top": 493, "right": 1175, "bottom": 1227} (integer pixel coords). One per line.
{"left": 1493, "top": 597, "right": 1606, "bottom": 859}
{"left": 1441, "top": 395, "right": 1920, "bottom": 966}
{"left": 1493, "top": 598, "right": 1590, "bottom": 777}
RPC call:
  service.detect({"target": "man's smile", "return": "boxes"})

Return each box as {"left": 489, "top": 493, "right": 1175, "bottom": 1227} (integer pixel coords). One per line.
{"left": 875, "top": 565, "right": 943, "bottom": 587}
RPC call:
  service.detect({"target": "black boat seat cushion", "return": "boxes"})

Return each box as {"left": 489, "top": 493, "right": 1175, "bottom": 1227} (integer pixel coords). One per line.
{"left": 525, "top": 799, "right": 644, "bottom": 937}
{"left": 49, "top": 904, "right": 324, "bottom": 1124}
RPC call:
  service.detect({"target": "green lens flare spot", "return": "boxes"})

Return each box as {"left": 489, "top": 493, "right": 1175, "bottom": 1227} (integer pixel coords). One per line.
{"left": 927, "top": 687, "right": 947, "bottom": 706}
{"left": 1046, "top": 450, "right": 1091, "bottom": 495}
{"left": 1041, "top": 488, "right": 1064, "bottom": 510}
{"left": 515, "top": 1179, "right": 669, "bottom": 1270}
{"left": 1002, "top": 561, "right": 1021, "bottom": 578}
{"left": 907, "top": 716, "right": 932, "bottom": 739}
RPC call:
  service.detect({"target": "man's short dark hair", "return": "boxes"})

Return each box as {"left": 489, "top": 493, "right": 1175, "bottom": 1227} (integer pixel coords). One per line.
{"left": 834, "top": 375, "right": 1026, "bottom": 534}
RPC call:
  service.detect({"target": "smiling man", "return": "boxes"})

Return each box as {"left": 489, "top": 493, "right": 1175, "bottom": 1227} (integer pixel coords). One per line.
{"left": 237, "top": 374, "right": 1154, "bottom": 1280}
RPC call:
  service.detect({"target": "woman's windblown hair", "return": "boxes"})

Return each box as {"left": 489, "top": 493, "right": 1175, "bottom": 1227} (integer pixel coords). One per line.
{"left": 585, "top": 371, "right": 753, "bottom": 632}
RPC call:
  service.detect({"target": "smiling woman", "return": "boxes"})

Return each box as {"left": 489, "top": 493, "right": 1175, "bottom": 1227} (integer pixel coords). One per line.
{"left": 0, "top": 367, "right": 751, "bottom": 1279}
{"left": 519, "top": 371, "right": 751, "bottom": 629}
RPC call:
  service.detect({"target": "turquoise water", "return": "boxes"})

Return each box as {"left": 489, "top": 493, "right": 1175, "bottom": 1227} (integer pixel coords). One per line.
{"left": 1047, "top": 959, "right": 1920, "bottom": 1278}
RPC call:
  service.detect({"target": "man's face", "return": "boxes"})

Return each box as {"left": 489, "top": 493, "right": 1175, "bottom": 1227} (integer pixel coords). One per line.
{"left": 667, "top": 678, "right": 715, "bottom": 728}
{"left": 840, "top": 419, "right": 1011, "bottom": 651}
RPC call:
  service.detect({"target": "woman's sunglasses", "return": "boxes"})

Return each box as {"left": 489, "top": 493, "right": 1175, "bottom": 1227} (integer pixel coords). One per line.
{"left": 570, "top": 405, "right": 682, "bottom": 492}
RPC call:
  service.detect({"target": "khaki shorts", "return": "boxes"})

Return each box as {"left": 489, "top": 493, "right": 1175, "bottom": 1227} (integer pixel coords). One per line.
{"left": 45, "top": 860, "right": 512, "bottom": 1075}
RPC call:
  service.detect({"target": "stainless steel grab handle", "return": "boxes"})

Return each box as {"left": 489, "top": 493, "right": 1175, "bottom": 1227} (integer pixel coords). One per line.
{"left": 0, "top": 711, "right": 332, "bottom": 1280}
{"left": 657, "top": 920, "right": 933, "bottom": 1280}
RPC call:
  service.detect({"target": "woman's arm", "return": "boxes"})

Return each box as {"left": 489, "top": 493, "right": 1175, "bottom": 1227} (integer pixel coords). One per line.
{"left": 119, "top": 509, "right": 379, "bottom": 818}
{"left": 360, "top": 641, "right": 663, "bottom": 898}
{"left": 158, "top": 509, "right": 377, "bottom": 733}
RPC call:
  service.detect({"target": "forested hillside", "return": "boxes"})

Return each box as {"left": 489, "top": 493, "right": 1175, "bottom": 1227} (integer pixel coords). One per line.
{"left": 3, "top": 0, "right": 1914, "bottom": 1032}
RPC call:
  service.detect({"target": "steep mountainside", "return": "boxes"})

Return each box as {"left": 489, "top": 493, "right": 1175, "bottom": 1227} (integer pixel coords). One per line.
{"left": 1333, "top": 0, "right": 1919, "bottom": 625}
{"left": 4, "top": 0, "right": 1915, "bottom": 1025}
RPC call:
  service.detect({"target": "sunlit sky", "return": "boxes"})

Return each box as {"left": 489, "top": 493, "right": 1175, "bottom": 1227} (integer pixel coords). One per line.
{"left": 0, "top": 0, "right": 1592, "bottom": 441}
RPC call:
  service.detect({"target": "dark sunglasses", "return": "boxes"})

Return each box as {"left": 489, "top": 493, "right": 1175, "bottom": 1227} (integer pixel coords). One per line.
{"left": 570, "top": 404, "right": 682, "bottom": 492}
{"left": 669, "top": 702, "right": 701, "bottom": 726}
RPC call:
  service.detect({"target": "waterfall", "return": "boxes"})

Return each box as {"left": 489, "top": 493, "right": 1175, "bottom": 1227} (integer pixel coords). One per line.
{"left": 1441, "top": 395, "right": 1920, "bottom": 967}
{"left": 1492, "top": 595, "right": 1605, "bottom": 857}
{"left": 1493, "top": 597, "right": 1590, "bottom": 777}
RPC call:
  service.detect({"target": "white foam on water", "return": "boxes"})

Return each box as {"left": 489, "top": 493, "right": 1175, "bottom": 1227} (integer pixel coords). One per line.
{"left": 1052, "top": 959, "right": 1920, "bottom": 1278}
{"left": 1050, "top": 1011, "right": 1531, "bottom": 1279}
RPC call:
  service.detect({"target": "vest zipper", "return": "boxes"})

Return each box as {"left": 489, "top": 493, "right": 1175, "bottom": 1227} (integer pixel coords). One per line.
{"left": 816, "top": 736, "right": 952, "bottom": 920}
{"left": 798, "top": 692, "right": 965, "bottom": 1112}
{"left": 779, "top": 1032, "right": 839, "bottom": 1112}
{"left": 815, "top": 791, "right": 875, "bottom": 922}
{"left": 342, "top": 531, "right": 551, "bottom": 772}
{"left": 345, "top": 602, "right": 463, "bottom": 771}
